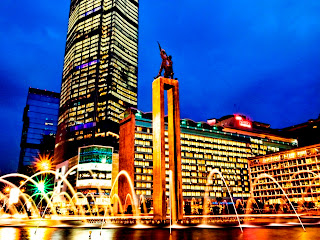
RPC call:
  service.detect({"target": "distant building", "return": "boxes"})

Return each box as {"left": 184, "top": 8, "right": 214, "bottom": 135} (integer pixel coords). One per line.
{"left": 18, "top": 88, "right": 59, "bottom": 175}
{"left": 119, "top": 108, "right": 297, "bottom": 209}
{"left": 53, "top": 145, "right": 119, "bottom": 205}
{"left": 248, "top": 143, "right": 320, "bottom": 206}
{"left": 54, "top": 0, "right": 139, "bottom": 165}
{"left": 281, "top": 116, "right": 320, "bottom": 147}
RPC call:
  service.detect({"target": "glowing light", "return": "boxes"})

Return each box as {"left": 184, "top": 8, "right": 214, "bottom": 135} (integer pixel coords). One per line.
{"left": 207, "top": 119, "right": 216, "bottom": 126}
{"left": 9, "top": 188, "right": 19, "bottom": 205}
{"left": 235, "top": 115, "right": 243, "bottom": 121}
{"left": 239, "top": 120, "right": 252, "bottom": 128}
{"left": 37, "top": 181, "right": 45, "bottom": 193}
{"left": 34, "top": 153, "right": 53, "bottom": 172}
{"left": 5, "top": 187, "right": 10, "bottom": 193}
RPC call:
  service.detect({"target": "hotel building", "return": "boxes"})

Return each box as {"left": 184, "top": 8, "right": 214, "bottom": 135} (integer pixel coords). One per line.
{"left": 119, "top": 108, "right": 297, "bottom": 203}
{"left": 54, "top": 0, "right": 139, "bottom": 164}
{"left": 248, "top": 143, "right": 320, "bottom": 205}
{"left": 18, "top": 88, "right": 59, "bottom": 175}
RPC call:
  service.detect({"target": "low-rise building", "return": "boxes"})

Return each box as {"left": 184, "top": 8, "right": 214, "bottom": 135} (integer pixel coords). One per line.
{"left": 119, "top": 108, "right": 297, "bottom": 208}
{"left": 248, "top": 143, "right": 320, "bottom": 206}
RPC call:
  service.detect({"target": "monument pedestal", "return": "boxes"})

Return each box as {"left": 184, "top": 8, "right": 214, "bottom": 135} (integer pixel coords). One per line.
{"left": 152, "top": 77, "right": 183, "bottom": 221}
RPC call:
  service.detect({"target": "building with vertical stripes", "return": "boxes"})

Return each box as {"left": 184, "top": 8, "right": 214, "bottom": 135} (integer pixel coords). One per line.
{"left": 55, "top": 0, "right": 139, "bottom": 164}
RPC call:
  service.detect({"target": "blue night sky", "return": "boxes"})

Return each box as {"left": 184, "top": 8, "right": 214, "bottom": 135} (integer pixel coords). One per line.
{"left": 0, "top": 0, "right": 320, "bottom": 174}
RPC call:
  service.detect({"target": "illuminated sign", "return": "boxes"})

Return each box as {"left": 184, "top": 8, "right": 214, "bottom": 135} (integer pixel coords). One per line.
{"left": 235, "top": 115, "right": 252, "bottom": 129}
{"left": 76, "top": 179, "right": 112, "bottom": 187}
{"left": 239, "top": 120, "right": 252, "bottom": 128}
{"left": 262, "top": 155, "right": 281, "bottom": 164}
{"left": 207, "top": 119, "right": 216, "bottom": 126}
{"left": 76, "top": 198, "right": 88, "bottom": 205}
{"left": 95, "top": 197, "right": 111, "bottom": 205}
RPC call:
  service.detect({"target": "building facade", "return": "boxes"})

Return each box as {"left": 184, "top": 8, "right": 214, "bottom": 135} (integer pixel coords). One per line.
{"left": 55, "top": 0, "right": 139, "bottom": 164}
{"left": 281, "top": 115, "right": 320, "bottom": 147}
{"left": 248, "top": 143, "right": 320, "bottom": 206}
{"left": 53, "top": 145, "right": 119, "bottom": 205}
{"left": 119, "top": 108, "right": 297, "bottom": 206}
{"left": 18, "top": 88, "right": 60, "bottom": 174}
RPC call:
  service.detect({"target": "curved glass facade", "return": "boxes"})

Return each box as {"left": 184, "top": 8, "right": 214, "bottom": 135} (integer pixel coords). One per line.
{"left": 55, "top": 0, "right": 139, "bottom": 163}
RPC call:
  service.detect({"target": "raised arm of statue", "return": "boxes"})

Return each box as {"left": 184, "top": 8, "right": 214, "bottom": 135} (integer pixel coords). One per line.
{"left": 155, "top": 42, "right": 175, "bottom": 79}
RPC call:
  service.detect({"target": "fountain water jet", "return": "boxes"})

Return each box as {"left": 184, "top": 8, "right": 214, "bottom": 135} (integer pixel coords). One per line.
{"left": 250, "top": 173, "right": 306, "bottom": 231}
{"left": 203, "top": 169, "right": 243, "bottom": 232}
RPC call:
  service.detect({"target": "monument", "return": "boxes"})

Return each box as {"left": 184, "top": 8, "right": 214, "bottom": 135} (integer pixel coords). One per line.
{"left": 155, "top": 42, "right": 174, "bottom": 79}
{"left": 152, "top": 76, "right": 183, "bottom": 222}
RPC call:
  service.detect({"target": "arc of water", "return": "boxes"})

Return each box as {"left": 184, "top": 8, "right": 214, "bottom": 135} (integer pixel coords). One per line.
{"left": 204, "top": 169, "right": 243, "bottom": 232}
{"left": 58, "top": 191, "right": 78, "bottom": 215}
{"left": 124, "top": 193, "right": 134, "bottom": 209}
{"left": 20, "top": 193, "right": 41, "bottom": 217}
{"left": 35, "top": 192, "right": 56, "bottom": 234}
{"left": 0, "top": 173, "right": 58, "bottom": 215}
{"left": 1, "top": 171, "right": 91, "bottom": 220}
{"left": 19, "top": 192, "right": 42, "bottom": 216}
{"left": 71, "top": 192, "right": 93, "bottom": 217}
{"left": 87, "top": 169, "right": 104, "bottom": 200}
{"left": 252, "top": 173, "right": 306, "bottom": 231}
{"left": 1, "top": 193, "right": 19, "bottom": 216}
{"left": 111, "top": 194, "right": 124, "bottom": 214}
{"left": 0, "top": 193, "right": 8, "bottom": 215}
{"left": 139, "top": 195, "right": 147, "bottom": 214}
{"left": 110, "top": 170, "right": 138, "bottom": 214}
{"left": 100, "top": 170, "right": 138, "bottom": 232}
{"left": 0, "top": 178, "right": 39, "bottom": 217}
{"left": 85, "top": 192, "right": 99, "bottom": 216}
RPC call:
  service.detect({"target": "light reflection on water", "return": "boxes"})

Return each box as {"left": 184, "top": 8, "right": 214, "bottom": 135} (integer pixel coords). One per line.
{"left": 0, "top": 227, "right": 318, "bottom": 240}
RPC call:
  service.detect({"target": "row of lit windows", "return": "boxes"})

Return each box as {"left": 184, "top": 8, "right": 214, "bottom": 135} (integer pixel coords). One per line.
{"left": 135, "top": 133, "right": 152, "bottom": 139}
{"left": 135, "top": 182, "right": 152, "bottom": 189}
{"left": 181, "top": 134, "right": 247, "bottom": 147}
{"left": 183, "top": 147, "right": 251, "bottom": 158}
{"left": 135, "top": 175, "right": 152, "bottom": 181}
{"left": 181, "top": 140, "right": 249, "bottom": 152}
{"left": 251, "top": 157, "right": 320, "bottom": 173}
{"left": 135, "top": 168, "right": 153, "bottom": 174}
{"left": 78, "top": 0, "right": 101, "bottom": 17}
{"left": 109, "top": 90, "right": 137, "bottom": 105}
{"left": 135, "top": 140, "right": 151, "bottom": 146}
{"left": 114, "top": 0, "right": 138, "bottom": 24}
{"left": 134, "top": 161, "right": 150, "bottom": 167}
{"left": 182, "top": 145, "right": 249, "bottom": 154}
{"left": 112, "top": 12, "right": 138, "bottom": 37}
{"left": 135, "top": 190, "right": 151, "bottom": 196}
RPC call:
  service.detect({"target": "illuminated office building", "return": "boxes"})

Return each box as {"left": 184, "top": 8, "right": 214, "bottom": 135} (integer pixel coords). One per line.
{"left": 18, "top": 88, "right": 59, "bottom": 175}
{"left": 55, "top": 0, "right": 139, "bottom": 164}
{"left": 119, "top": 108, "right": 297, "bottom": 202}
{"left": 249, "top": 143, "right": 320, "bottom": 206}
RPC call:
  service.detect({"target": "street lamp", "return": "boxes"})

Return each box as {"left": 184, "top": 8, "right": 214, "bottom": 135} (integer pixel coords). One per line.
{"left": 34, "top": 153, "right": 53, "bottom": 172}
{"left": 4, "top": 187, "right": 10, "bottom": 193}
{"left": 37, "top": 181, "right": 45, "bottom": 193}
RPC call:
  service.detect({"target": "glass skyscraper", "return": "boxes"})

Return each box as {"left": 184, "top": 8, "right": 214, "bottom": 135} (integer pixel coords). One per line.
{"left": 55, "top": 0, "right": 139, "bottom": 164}
{"left": 18, "top": 88, "right": 60, "bottom": 174}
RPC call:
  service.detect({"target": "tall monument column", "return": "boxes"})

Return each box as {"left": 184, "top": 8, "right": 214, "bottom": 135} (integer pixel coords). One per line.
{"left": 152, "top": 77, "right": 183, "bottom": 222}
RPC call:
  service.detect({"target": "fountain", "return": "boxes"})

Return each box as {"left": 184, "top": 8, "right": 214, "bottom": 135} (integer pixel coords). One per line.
{"left": 203, "top": 169, "right": 243, "bottom": 232}
{"left": 249, "top": 173, "right": 306, "bottom": 231}
{"left": 1, "top": 162, "right": 320, "bottom": 238}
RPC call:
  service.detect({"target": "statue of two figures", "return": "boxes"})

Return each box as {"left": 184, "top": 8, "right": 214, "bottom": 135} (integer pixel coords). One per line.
{"left": 155, "top": 42, "right": 175, "bottom": 79}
